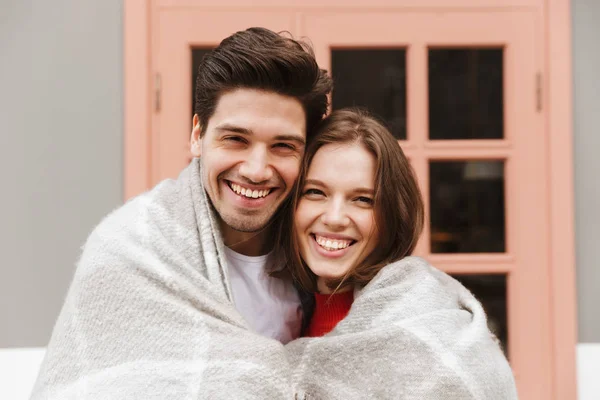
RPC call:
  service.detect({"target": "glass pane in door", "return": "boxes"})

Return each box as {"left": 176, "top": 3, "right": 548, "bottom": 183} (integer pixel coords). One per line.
{"left": 331, "top": 49, "right": 407, "bottom": 139}
{"left": 191, "top": 48, "right": 213, "bottom": 118}
{"left": 429, "top": 48, "right": 503, "bottom": 140}
{"left": 430, "top": 160, "right": 506, "bottom": 253}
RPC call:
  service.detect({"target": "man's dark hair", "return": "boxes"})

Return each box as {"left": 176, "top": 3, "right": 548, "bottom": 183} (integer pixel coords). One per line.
{"left": 194, "top": 27, "right": 333, "bottom": 137}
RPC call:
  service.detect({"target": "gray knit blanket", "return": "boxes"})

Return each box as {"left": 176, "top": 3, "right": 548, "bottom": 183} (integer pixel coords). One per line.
{"left": 31, "top": 159, "right": 518, "bottom": 399}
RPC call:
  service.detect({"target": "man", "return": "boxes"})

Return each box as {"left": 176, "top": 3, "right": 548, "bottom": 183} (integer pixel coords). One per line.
{"left": 188, "top": 27, "right": 332, "bottom": 343}
{"left": 31, "top": 27, "right": 332, "bottom": 399}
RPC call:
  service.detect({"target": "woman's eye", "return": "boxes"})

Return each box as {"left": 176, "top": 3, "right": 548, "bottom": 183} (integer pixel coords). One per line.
{"left": 303, "top": 188, "right": 324, "bottom": 197}
{"left": 356, "top": 196, "right": 374, "bottom": 205}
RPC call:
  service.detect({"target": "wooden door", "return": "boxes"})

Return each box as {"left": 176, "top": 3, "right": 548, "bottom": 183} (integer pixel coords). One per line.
{"left": 127, "top": 1, "right": 575, "bottom": 398}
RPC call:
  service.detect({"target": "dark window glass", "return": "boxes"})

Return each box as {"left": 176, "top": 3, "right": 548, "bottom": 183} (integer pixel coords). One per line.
{"left": 429, "top": 48, "right": 503, "bottom": 139}
{"left": 191, "top": 48, "right": 213, "bottom": 118}
{"left": 430, "top": 160, "right": 505, "bottom": 253}
{"left": 332, "top": 49, "right": 407, "bottom": 139}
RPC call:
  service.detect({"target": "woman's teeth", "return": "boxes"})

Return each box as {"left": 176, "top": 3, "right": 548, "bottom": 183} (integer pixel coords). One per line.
{"left": 315, "top": 235, "right": 352, "bottom": 251}
{"left": 230, "top": 183, "right": 270, "bottom": 199}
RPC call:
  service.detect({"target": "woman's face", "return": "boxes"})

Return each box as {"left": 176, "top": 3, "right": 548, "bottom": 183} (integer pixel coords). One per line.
{"left": 294, "top": 142, "right": 379, "bottom": 281}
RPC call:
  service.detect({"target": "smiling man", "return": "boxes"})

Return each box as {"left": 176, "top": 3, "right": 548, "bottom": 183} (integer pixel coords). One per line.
{"left": 185, "top": 29, "right": 332, "bottom": 343}
{"left": 190, "top": 88, "right": 309, "bottom": 342}
{"left": 31, "top": 27, "right": 332, "bottom": 399}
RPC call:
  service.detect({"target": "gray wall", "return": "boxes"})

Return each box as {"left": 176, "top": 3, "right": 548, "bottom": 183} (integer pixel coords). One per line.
{"left": 0, "top": 0, "right": 123, "bottom": 347}
{"left": 0, "top": 0, "right": 598, "bottom": 347}
{"left": 573, "top": 0, "right": 600, "bottom": 343}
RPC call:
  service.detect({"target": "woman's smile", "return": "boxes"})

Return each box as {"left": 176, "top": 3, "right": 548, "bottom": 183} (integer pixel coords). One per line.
{"left": 310, "top": 233, "right": 355, "bottom": 258}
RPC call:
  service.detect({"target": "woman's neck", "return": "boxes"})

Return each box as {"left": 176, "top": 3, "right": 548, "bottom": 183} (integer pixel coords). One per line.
{"left": 317, "top": 278, "right": 353, "bottom": 294}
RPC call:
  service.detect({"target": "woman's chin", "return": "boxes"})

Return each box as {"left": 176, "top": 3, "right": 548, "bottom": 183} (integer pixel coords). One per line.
{"left": 314, "top": 272, "right": 347, "bottom": 282}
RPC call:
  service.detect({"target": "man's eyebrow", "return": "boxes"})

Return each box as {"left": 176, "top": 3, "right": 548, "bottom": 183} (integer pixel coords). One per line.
{"left": 214, "top": 124, "right": 252, "bottom": 135}
{"left": 274, "top": 134, "right": 305, "bottom": 146}
{"left": 215, "top": 124, "right": 305, "bottom": 146}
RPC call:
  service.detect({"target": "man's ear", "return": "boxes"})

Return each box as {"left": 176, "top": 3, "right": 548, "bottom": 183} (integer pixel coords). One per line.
{"left": 190, "top": 114, "right": 202, "bottom": 157}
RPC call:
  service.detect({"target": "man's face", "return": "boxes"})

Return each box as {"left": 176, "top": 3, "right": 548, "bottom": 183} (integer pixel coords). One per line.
{"left": 191, "top": 89, "right": 306, "bottom": 240}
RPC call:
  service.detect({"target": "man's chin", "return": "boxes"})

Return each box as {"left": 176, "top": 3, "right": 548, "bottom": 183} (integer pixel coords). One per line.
{"left": 228, "top": 224, "right": 268, "bottom": 233}
{"left": 220, "top": 214, "right": 273, "bottom": 234}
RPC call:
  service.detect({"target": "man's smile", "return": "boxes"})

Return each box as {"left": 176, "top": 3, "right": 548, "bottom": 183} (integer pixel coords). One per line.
{"left": 227, "top": 181, "right": 275, "bottom": 199}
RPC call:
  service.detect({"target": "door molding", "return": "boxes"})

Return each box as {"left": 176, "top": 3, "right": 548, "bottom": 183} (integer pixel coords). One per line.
{"left": 545, "top": 0, "right": 577, "bottom": 398}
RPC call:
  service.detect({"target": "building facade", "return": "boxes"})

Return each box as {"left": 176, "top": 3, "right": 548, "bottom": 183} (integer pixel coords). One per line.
{"left": 1, "top": 0, "right": 598, "bottom": 398}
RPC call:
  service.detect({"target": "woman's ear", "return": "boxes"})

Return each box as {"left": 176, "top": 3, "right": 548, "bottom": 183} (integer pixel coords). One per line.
{"left": 190, "top": 114, "right": 202, "bottom": 157}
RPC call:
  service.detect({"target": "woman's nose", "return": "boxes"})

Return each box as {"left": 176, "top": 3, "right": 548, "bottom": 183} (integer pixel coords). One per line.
{"left": 320, "top": 199, "right": 350, "bottom": 229}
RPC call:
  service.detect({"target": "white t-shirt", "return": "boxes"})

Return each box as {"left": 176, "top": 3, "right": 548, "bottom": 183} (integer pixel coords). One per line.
{"left": 224, "top": 247, "right": 302, "bottom": 344}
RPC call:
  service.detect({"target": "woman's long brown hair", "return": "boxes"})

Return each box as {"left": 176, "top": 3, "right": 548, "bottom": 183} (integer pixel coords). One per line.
{"left": 273, "top": 108, "right": 424, "bottom": 293}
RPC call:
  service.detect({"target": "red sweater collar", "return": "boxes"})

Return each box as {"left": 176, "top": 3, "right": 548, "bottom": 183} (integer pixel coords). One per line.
{"left": 304, "top": 290, "right": 354, "bottom": 337}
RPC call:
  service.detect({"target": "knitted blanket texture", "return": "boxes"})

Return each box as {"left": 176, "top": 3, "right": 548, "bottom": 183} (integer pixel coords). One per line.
{"left": 31, "top": 159, "right": 518, "bottom": 400}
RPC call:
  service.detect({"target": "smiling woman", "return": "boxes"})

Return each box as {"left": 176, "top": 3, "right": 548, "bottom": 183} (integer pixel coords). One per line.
{"left": 279, "top": 108, "right": 424, "bottom": 299}
{"left": 273, "top": 108, "right": 517, "bottom": 397}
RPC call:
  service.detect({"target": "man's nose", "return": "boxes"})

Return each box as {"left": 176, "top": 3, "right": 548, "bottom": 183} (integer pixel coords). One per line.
{"left": 238, "top": 146, "right": 274, "bottom": 183}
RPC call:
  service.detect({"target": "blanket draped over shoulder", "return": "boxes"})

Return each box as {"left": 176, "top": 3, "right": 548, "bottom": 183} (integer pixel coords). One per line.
{"left": 32, "top": 159, "right": 518, "bottom": 400}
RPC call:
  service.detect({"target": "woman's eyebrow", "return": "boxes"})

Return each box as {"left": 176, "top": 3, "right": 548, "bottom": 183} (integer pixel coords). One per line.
{"left": 353, "top": 188, "right": 375, "bottom": 195}
{"left": 304, "top": 179, "right": 325, "bottom": 187}
{"left": 305, "top": 179, "right": 374, "bottom": 194}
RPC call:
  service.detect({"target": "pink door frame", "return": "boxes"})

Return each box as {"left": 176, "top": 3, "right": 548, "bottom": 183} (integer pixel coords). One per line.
{"left": 123, "top": 0, "right": 576, "bottom": 398}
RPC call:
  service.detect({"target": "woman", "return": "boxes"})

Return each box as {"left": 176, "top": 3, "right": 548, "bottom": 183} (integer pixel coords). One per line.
{"left": 280, "top": 107, "right": 423, "bottom": 336}
{"left": 279, "top": 109, "right": 518, "bottom": 399}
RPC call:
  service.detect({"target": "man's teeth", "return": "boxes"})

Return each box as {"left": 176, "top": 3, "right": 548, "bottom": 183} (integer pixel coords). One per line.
{"left": 315, "top": 235, "right": 352, "bottom": 251}
{"left": 230, "top": 183, "right": 270, "bottom": 199}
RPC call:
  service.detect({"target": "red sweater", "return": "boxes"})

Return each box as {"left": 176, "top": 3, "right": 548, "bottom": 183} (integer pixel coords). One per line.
{"left": 304, "top": 290, "right": 354, "bottom": 337}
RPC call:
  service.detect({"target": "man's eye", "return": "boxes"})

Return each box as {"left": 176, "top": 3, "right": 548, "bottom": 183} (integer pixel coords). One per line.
{"left": 274, "top": 143, "right": 296, "bottom": 151}
{"left": 224, "top": 136, "right": 246, "bottom": 143}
